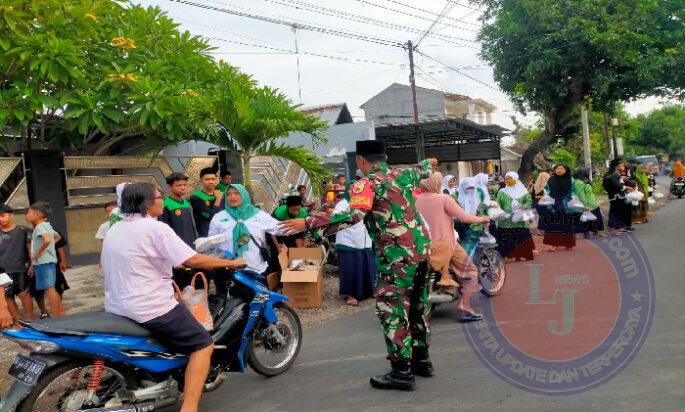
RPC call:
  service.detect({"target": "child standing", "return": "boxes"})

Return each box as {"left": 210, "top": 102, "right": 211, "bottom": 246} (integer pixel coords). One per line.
{"left": 573, "top": 168, "right": 604, "bottom": 238}
{"left": 26, "top": 202, "right": 64, "bottom": 317}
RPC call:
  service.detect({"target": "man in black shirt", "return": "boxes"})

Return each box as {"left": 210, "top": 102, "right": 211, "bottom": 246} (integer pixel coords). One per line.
{"left": 0, "top": 204, "right": 34, "bottom": 321}
{"left": 189, "top": 168, "right": 223, "bottom": 237}
{"left": 160, "top": 173, "right": 197, "bottom": 289}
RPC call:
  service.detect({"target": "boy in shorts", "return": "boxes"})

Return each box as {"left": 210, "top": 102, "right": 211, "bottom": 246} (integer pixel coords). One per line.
{"left": 0, "top": 204, "right": 34, "bottom": 322}
{"left": 26, "top": 202, "right": 65, "bottom": 317}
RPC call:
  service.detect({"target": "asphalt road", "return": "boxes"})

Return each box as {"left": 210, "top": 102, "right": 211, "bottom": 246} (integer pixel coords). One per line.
{"left": 201, "top": 186, "right": 684, "bottom": 412}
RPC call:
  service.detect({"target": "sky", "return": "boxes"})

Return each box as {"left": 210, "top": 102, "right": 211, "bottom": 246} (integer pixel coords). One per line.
{"left": 136, "top": 0, "right": 676, "bottom": 132}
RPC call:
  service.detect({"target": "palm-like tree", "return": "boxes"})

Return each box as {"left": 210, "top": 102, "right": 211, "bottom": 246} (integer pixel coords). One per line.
{"left": 207, "top": 63, "right": 329, "bottom": 194}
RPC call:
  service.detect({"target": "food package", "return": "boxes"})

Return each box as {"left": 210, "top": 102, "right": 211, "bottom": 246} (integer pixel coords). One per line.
{"left": 487, "top": 205, "right": 510, "bottom": 222}
{"left": 478, "top": 231, "right": 497, "bottom": 245}
{"left": 580, "top": 210, "right": 597, "bottom": 222}
{"left": 290, "top": 258, "right": 322, "bottom": 271}
{"left": 648, "top": 197, "right": 656, "bottom": 205}
{"left": 654, "top": 192, "right": 664, "bottom": 199}
{"left": 625, "top": 190, "right": 644, "bottom": 204}
{"left": 538, "top": 192, "right": 555, "bottom": 207}
{"left": 567, "top": 196, "right": 585, "bottom": 212}
{"left": 512, "top": 209, "right": 536, "bottom": 223}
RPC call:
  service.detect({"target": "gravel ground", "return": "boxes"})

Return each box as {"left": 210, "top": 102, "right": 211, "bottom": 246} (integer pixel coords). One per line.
{"left": 0, "top": 182, "right": 670, "bottom": 393}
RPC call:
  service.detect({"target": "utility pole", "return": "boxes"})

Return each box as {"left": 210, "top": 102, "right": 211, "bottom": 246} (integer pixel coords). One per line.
{"left": 581, "top": 104, "right": 592, "bottom": 170}
{"left": 407, "top": 40, "right": 424, "bottom": 160}
{"left": 611, "top": 117, "right": 619, "bottom": 160}
{"left": 292, "top": 25, "right": 303, "bottom": 104}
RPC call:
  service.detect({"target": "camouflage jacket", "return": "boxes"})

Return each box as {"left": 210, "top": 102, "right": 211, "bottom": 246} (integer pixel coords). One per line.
{"left": 306, "top": 161, "right": 432, "bottom": 274}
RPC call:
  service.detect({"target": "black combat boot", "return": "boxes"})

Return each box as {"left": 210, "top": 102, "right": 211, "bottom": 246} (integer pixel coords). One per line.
{"left": 369, "top": 360, "right": 416, "bottom": 391}
{"left": 410, "top": 346, "right": 435, "bottom": 377}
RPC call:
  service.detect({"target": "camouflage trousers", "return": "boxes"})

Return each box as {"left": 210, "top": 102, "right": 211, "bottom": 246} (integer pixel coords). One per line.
{"left": 374, "top": 260, "right": 431, "bottom": 362}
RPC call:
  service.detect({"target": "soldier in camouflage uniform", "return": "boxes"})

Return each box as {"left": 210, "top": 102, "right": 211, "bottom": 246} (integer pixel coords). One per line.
{"left": 280, "top": 140, "right": 436, "bottom": 391}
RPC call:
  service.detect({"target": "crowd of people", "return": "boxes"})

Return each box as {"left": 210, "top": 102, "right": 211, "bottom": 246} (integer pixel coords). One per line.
{"left": 0, "top": 147, "right": 674, "bottom": 406}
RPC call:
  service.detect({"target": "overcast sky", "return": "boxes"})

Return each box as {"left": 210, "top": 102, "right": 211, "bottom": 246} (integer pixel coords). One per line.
{"left": 137, "top": 0, "right": 675, "bottom": 131}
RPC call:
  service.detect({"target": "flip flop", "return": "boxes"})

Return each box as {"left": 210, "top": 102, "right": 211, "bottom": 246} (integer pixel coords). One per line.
{"left": 458, "top": 312, "right": 483, "bottom": 323}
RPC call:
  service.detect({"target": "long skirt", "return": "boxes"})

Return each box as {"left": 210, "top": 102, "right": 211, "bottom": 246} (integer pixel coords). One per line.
{"left": 497, "top": 227, "right": 535, "bottom": 260}
{"left": 580, "top": 207, "right": 605, "bottom": 233}
{"left": 337, "top": 247, "right": 376, "bottom": 300}
{"left": 543, "top": 201, "right": 577, "bottom": 248}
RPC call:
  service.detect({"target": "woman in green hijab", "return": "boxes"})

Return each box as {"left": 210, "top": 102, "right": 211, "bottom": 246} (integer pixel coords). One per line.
{"left": 208, "top": 184, "right": 287, "bottom": 274}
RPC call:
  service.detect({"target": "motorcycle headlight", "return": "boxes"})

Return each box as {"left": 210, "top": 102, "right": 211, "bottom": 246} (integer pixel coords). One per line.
{"left": 6, "top": 337, "right": 60, "bottom": 353}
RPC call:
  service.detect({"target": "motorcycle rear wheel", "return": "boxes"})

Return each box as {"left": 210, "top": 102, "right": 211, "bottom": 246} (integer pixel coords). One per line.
{"left": 247, "top": 302, "right": 302, "bottom": 377}
{"left": 17, "top": 360, "right": 134, "bottom": 412}
{"left": 478, "top": 248, "right": 506, "bottom": 296}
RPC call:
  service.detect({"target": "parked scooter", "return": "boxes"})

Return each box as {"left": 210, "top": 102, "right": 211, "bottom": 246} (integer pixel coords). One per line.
{"left": 426, "top": 234, "right": 506, "bottom": 318}
{"left": 0, "top": 239, "right": 302, "bottom": 411}
{"left": 671, "top": 176, "right": 685, "bottom": 198}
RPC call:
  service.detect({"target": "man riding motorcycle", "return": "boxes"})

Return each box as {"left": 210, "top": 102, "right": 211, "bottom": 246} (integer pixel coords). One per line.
{"left": 101, "top": 182, "right": 245, "bottom": 412}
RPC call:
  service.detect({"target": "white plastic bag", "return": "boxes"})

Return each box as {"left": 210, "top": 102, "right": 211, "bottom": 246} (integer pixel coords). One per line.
{"left": 538, "top": 192, "right": 555, "bottom": 206}
{"left": 487, "top": 205, "right": 510, "bottom": 222}
{"left": 625, "top": 190, "right": 644, "bottom": 204}
{"left": 512, "top": 208, "right": 535, "bottom": 223}
{"left": 174, "top": 272, "right": 213, "bottom": 331}
{"left": 654, "top": 192, "right": 664, "bottom": 199}
{"left": 580, "top": 210, "right": 597, "bottom": 222}
{"left": 567, "top": 196, "right": 585, "bottom": 212}
{"left": 479, "top": 231, "right": 497, "bottom": 245}
{"left": 648, "top": 197, "right": 656, "bottom": 205}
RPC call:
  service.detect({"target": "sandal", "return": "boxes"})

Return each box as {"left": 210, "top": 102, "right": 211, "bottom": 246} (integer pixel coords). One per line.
{"left": 346, "top": 296, "right": 359, "bottom": 306}
{"left": 458, "top": 312, "right": 483, "bottom": 323}
{"left": 437, "top": 279, "right": 459, "bottom": 288}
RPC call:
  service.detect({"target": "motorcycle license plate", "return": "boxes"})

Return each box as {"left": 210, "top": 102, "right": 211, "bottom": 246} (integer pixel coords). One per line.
{"left": 676, "top": 182, "right": 684, "bottom": 186}
{"left": 8, "top": 355, "right": 46, "bottom": 386}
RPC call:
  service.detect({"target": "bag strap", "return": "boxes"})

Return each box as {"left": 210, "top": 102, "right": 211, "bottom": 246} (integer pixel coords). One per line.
{"left": 171, "top": 281, "right": 183, "bottom": 300}
{"left": 189, "top": 272, "right": 209, "bottom": 300}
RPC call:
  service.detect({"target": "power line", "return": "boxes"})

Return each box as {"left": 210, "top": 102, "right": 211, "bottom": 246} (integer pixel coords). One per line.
{"left": 355, "top": 0, "right": 481, "bottom": 32}
{"left": 205, "top": 36, "right": 407, "bottom": 67}
{"left": 379, "top": 0, "right": 482, "bottom": 24}
{"left": 415, "top": 1, "right": 458, "bottom": 47}
{"left": 168, "top": 0, "right": 405, "bottom": 48}
{"left": 415, "top": 50, "right": 501, "bottom": 92}
{"left": 259, "top": 0, "right": 477, "bottom": 47}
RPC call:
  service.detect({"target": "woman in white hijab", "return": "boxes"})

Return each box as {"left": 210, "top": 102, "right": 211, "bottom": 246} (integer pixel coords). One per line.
{"left": 474, "top": 173, "right": 491, "bottom": 202}
{"left": 456, "top": 177, "right": 490, "bottom": 260}
{"left": 442, "top": 175, "right": 458, "bottom": 199}
{"left": 495, "top": 172, "right": 536, "bottom": 261}
{"left": 109, "top": 182, "right": 129, "bottom": 226}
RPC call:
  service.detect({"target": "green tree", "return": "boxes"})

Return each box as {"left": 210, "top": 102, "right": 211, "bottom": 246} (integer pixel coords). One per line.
{"left": 0, "top": 0, "right": 216, "bottom": 155}
{"left": 205, "top": 63, "right": 330, "bottom": 193}
{"left": 477, "top": 0, "right": 685, "bottom": 180}
{"left": 624, "top": 105, "right": 685, "bottom": 154}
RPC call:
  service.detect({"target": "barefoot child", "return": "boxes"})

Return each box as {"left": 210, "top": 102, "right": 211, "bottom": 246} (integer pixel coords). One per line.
{"left": 26, "top": 202, "right": 65, "bottom": 317}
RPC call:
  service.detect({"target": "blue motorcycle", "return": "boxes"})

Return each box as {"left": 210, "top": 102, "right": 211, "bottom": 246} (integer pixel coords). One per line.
{"left": 0, "top": 257, "right": 302, "bottom": 411}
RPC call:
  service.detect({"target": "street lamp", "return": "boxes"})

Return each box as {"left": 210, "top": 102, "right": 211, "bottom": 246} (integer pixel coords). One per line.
{"left": 611, "top": 117, "right": 619, "bottom": 160}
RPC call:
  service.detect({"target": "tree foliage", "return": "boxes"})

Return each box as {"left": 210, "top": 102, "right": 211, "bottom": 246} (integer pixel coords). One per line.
{"left": 623, "top": 105, "right": 685, "bottom": 154}
{"left": 0, "top": 0, "right": 217, "bottom": 154}
{"left": 205, "top": 63, "right": 330, "bottom": 193}
{"left": 477, "top": 0, "right": 685, "bottom": 179}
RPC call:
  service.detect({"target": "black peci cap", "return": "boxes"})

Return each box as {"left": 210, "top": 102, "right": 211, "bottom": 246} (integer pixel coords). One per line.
{"left": 286, "top": 195, "right": 303, "bottom": 207}
{"left": 356, "top": 140, "right": 386, "bottom": 156}
{"left": 0, "top": 204, "right": 14, "bottom": 214}
{"left": 200, "top": 167, "right": 218, "bottom": 178}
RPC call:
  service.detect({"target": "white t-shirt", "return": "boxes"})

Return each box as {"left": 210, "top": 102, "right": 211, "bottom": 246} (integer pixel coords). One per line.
{"left": 95, "top": 221, "right": 110, "bottom": 240}
{"left": 332, "top": 199, "right": 372, "bottom": 250}
{"left": 102, "top": 214, "right": 196, "bottom": 323}
{"left": 208, "top": 210, "right": 283, "bottom": 273}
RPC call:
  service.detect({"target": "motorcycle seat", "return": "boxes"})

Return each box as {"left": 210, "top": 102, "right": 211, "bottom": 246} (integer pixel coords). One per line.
{"left": 30, "top": 311, "right": 151, "bottom": 337}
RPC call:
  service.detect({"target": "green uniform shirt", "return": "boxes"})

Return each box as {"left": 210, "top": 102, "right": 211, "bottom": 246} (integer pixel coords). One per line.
{"left": 160, "top": 196, "right": 197, "bottom": 247}
{"left": 497, "top": 191, "right": 533, "bottom": 229}
{"left": 573, "top": 180, "right": 599, "bottom": 210}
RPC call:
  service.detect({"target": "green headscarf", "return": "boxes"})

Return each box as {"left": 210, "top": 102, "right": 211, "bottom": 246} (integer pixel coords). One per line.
{"left": 224, "top": 184, "right": 260, "bottom": 257}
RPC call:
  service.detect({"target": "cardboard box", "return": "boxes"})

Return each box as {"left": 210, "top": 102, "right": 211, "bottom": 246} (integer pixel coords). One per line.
{"left": 280, "top": 248, "right": 324, "bottom": 308}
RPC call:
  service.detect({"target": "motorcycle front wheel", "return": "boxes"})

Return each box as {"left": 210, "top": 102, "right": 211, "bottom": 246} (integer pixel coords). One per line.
{"left": 247, "top": 302, "right": 302, "bottom": 377}
{"left": 478, "top": 248, "right": 507, "bottom": 296}
{"left": 17, "top": 360, "right": 134, "bottom": 412}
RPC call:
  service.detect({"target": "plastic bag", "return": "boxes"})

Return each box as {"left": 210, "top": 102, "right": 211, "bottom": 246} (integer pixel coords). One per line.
{"left": 538, "top": 192, "right": 555, "bottom": 206}
{"left": 648, "top": 197, "right": 656, "bottom": 205}
{"left": 625, "top": 190, "right": 644, "bottom": 204}
{"left": 479, "top": 231, "right": 497, "bottom": 245}
{"left": 487, "top": 205, "right": 510, "bottom": 222}
{"left": 567, "top": 196, "right": 585, "bottom": 212}
{"left": 512, "top": 208, "right": 536, "bottom": 223}
{"left": 174, "top": 272, "right": 213, "bottom": 331}
{"left": 654, "top": 192, "right": 664, "bottom": 199}
{"left": 580, "top": 210, "right": 597, "bottom": 222}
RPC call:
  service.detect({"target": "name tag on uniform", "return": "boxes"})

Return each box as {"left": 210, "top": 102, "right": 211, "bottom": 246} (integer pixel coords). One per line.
{"left": 349, "top": 179, "right": 374, "bottom": 211}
